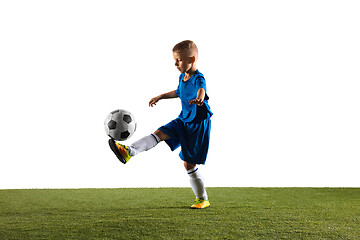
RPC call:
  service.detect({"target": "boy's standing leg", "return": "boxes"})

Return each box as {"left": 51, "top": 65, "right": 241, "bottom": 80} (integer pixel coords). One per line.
{"left": 185, "top": 162, "right": 210, "bottom": 209}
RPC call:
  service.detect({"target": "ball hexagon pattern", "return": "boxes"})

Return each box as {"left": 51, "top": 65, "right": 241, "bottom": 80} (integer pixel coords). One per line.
{"left": 104, "top": 109, "right": 137, "bottom": 141}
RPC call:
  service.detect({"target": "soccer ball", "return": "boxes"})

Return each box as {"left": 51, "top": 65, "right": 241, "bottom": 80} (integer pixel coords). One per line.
{"left": 104, "top": 109, "right": 137, "bottom": 141}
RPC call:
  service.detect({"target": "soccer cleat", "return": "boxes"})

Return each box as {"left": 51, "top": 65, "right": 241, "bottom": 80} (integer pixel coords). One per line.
{"left": 190, "top": 198, "right": 210, "bottom": 209}
{"left": 108, "top": 139, "right": 132, "bottom": 164}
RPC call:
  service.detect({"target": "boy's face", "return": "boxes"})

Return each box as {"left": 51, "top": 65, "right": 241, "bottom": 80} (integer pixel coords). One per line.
{"left": 173, "top": 50, "right": 195, "bottom": 74}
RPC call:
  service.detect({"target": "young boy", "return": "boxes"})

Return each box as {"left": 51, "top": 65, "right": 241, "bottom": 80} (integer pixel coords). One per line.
{"left": 108, "top": 40, "right": 213, "bottom": 209}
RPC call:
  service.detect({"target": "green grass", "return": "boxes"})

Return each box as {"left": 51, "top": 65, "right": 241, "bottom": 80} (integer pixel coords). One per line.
{"left": 0, "top": 188, "right": 359, "bottom": 239}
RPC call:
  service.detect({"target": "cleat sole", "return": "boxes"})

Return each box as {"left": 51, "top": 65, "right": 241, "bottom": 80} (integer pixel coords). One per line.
{"left": 190, "top": 205, "right": 210, "bottom": 209}
{"left": 108, "top": 139, "right": 127, "bottom": 164}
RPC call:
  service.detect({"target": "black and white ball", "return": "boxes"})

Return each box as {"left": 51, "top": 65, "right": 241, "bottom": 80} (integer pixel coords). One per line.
{"left": 104, "top": 109, "right": 137, "bottom": 141}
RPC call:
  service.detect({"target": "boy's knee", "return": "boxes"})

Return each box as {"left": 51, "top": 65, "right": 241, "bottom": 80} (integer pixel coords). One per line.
{"left": 184, "top": 161, "right": 196, "bottom": 171}
{"left": 154, "top": 130, "right": 170, "bottom": 141}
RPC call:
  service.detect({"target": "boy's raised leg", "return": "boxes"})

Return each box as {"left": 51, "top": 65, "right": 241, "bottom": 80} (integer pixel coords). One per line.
{"left": 108, "top": 139, "right": 131, "bottom": 164}
{"left": 109, "top": 133, "right": 162, "bottom": 163}
{"left": 128, "top": 133, "right": 160, "bottom": 156}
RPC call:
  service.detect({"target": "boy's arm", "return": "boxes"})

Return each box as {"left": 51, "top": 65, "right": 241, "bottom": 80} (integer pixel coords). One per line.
{"left": 149, "top": 90, "right": 178, "bottom": 107}
{"left": 189, "top": 88, "right": 205, "bottom": 106}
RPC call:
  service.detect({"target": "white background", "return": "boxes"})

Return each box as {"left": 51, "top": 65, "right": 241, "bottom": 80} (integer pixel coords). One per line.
{"left": 1, "top": 0, "right": 359, "bottom": 189}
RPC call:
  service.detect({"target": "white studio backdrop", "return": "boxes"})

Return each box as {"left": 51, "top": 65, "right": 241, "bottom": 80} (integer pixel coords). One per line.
{"left": 0, "top": 0, "right": 359, "bottom": 189}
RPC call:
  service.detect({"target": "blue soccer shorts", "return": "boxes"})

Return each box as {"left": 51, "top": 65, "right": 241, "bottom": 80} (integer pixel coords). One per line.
{"left": 158, "top": 118, "right": 211, "bottom": 165}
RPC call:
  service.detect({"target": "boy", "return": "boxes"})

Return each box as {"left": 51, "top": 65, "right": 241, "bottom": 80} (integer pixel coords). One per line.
{"left": 108, "top": 40, "right": 213, "bottom": 209}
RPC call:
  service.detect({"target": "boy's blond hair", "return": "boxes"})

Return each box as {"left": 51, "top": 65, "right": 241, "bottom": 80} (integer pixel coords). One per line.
{"left": 173, "top": 40, "right": 198, "bottom": 59}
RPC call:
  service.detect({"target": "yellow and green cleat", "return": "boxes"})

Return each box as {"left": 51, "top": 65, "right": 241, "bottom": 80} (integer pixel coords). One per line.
{"left": 190, "top": 198, "right": 210, "bottom": 209}
{"left": 108, "top": 139, "right": 132, "bottom": 164}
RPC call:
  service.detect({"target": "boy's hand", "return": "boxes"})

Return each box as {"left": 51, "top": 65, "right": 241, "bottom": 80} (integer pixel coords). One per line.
{"left": 149, "top": 90, "right": 178, "bottom": 107}
{"left": 149, "top": 96, "right": 161, "bottom": 107}
{"left": 189, "top": 98, "right": 204, "bottom": 106}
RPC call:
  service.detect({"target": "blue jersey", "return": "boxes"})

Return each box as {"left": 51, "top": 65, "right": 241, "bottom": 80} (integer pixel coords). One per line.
{"left": 175, "top": 70, "right": 213, "bottom": 123}
{"left": 158, "top": 70, "right": 213, "bottom": 164}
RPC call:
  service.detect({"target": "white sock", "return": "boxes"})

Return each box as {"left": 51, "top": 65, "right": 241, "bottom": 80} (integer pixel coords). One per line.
{"left": 128, "top": 133, "right": 160, "bottom": 156}
{"left": 187, "top": 167, "right": 208, "bottom": 200}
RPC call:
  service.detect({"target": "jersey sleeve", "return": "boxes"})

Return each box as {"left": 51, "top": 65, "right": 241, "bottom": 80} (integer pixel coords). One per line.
{"left": 196, "top": 75, "right": 210, "bottom": 101}
{"left": 195, "top": 76, "right": 207, "bottom": 91}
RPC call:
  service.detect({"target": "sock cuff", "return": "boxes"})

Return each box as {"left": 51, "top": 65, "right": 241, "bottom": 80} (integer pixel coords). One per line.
{"left": 187, "top": 167, "right": 198, "bottom": 175}
{"left": 151, "top": 133, "right": 161, "bottom": 143}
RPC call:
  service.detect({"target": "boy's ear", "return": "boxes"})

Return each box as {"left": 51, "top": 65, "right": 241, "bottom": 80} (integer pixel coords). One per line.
{"left": 190, "top": 56, "right": 196, "bottom": 63}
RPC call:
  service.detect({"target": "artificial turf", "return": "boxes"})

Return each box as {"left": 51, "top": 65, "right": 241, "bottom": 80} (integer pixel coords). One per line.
{"left": 0, "top": 188, "right": 359, "bottom": 239}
